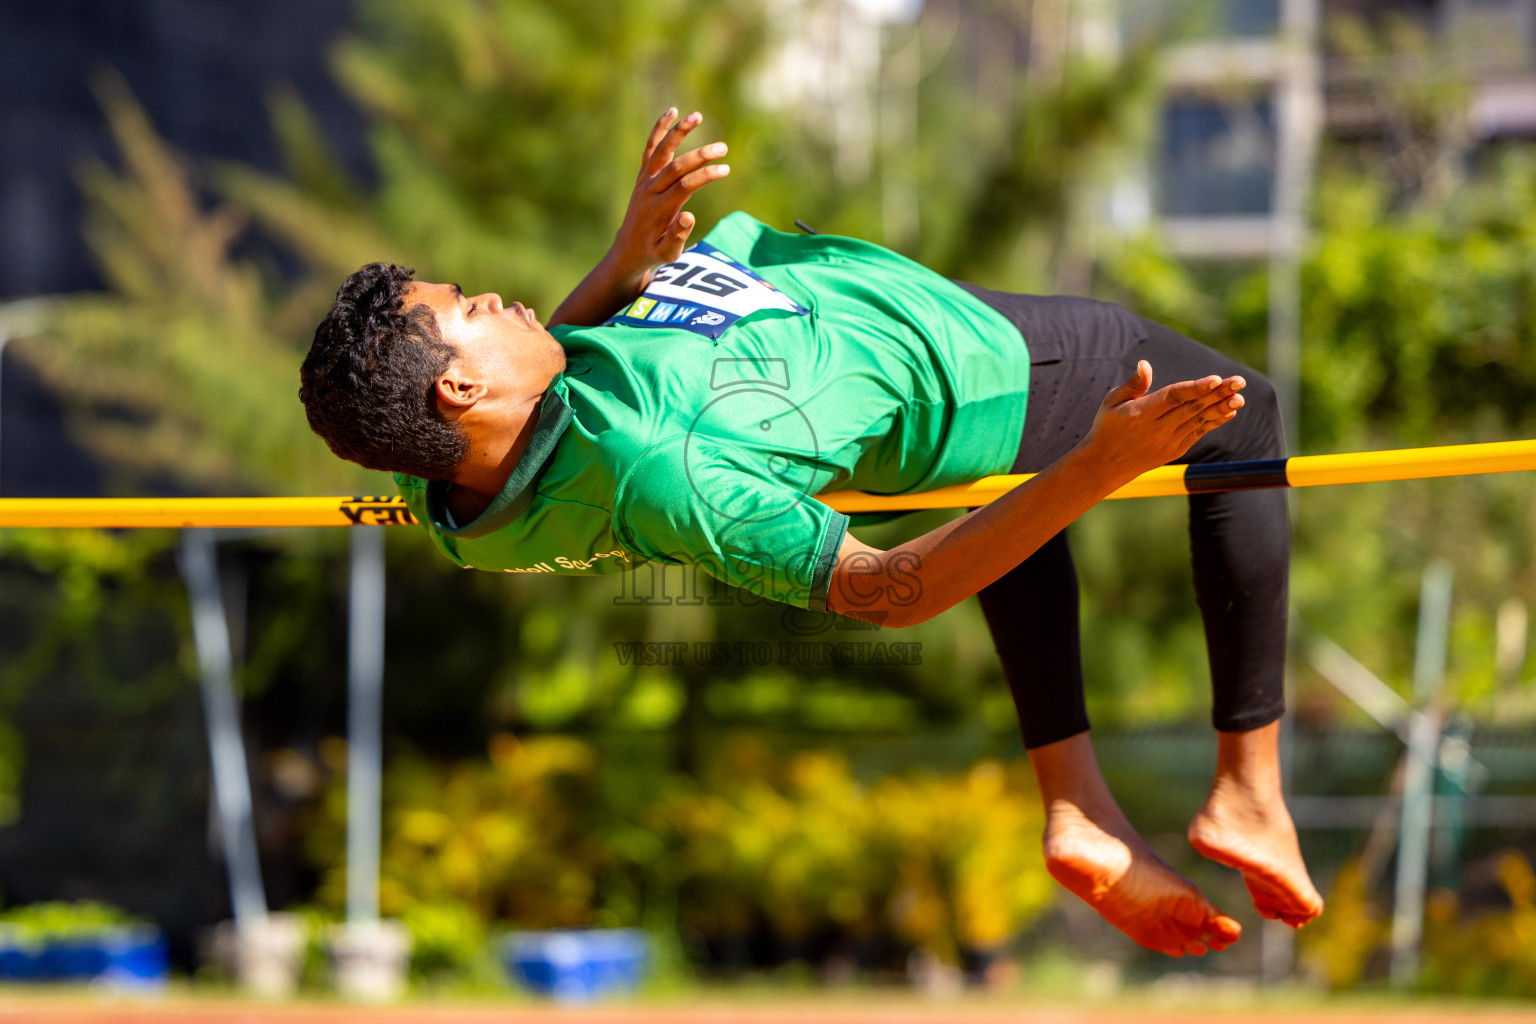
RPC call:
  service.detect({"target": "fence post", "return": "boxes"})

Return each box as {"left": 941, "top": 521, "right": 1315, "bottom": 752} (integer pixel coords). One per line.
{"left": 1390, "top": 560, "right": 1452, "bottom": 988}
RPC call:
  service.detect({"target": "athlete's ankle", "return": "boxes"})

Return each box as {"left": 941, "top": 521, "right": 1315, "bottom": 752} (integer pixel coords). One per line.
{"left": 1029, "top": 732, "right": 1130, "bottom": 825}
{"left": 1211, "top": 721, "right": 1283, "bottom": 796}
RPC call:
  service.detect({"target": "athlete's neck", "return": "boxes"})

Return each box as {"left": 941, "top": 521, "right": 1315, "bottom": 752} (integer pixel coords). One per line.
{"left": 445, "top": 393, "right": 544, "bottom": 524}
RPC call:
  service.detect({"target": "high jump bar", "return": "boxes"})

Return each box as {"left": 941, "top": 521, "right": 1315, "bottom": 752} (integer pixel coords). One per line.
{"left": 0, "top": 438, "right": 1531, "bottom": 528}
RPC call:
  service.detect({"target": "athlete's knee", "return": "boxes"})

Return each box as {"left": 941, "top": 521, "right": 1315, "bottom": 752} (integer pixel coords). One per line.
{"left": 1232, "top": 369, "right": 1284, "bottom": 455}
{"left": 1240, "top": 370, "right": 1278, "bottom": 416}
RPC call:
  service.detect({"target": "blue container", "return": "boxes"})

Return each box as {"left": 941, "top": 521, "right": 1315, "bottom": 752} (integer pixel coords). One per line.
{"left": 40, "top": 937, "right": 106, "bottom": 979}
{"left": 0, "top": 926, "right": 167, "bottom": 988}
{"left": 96, "top": 926, "right": 170, "bottom": 989}
{"left": 0, "top": 942, "right": 46, "bottom": 981}
{"left": 500, "top": 928, "right": 649, "bottom": 1003}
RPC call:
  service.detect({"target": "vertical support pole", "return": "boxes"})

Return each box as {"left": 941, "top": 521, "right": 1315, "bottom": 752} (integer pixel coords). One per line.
{"left": 1391, "top": 560, "right": 1452, "bottom": 988}
{"left": 346, "top": 526, "right": 386, "bottom": 925}
{"left": 1413, "top": 570, "right": 1453, "bottom": 703}
{"left": 181, "top": 529, "right": 267, "bottom": 927}
{"left": 1268, "top": 0, "right": 1320, "bottom": 455}
{"left": 1262, "top": 0, "right": 1318, "bottom": 981}
{"left": 1267, "top": 254, "right": 1301, "bottom": 454}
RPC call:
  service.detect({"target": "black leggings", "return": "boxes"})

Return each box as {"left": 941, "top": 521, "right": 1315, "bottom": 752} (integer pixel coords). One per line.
{"left": 955, "top": 284, "right": 1289, "bottom": 748}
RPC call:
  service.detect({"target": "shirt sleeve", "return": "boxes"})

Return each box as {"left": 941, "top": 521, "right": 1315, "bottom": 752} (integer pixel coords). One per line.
{"left": 395, "top": 471, "right": 472, "bottom": 569}
{"left": 613, "top": 435, "right": 849, "bottom": 611}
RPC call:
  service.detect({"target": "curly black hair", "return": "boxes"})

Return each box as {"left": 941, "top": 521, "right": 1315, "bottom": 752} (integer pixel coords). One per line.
{"left": 299, "top": 263, "right": 468, "bottom": 480}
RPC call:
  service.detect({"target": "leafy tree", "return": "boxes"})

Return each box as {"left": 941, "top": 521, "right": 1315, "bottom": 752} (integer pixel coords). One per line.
{"left": 22, "top": 74, "right": 366, "bottom": 497}
{"left": 220, "top": 0, "right": 836, "bottom": 309}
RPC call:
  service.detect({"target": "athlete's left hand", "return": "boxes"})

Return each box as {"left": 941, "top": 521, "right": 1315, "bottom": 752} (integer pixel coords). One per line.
{"left": 606, "top": 108, "right": 730, "bottom": 295}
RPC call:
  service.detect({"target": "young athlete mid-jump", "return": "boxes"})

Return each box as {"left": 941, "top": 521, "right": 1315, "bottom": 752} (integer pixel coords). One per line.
{"left": 299, "top": 110, "right": 1323, "bottom": 957}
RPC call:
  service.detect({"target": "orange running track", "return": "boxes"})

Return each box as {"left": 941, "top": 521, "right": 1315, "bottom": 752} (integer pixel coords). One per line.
{"left": 1, "top": 1003, "right": 1533, "bottom": 1024}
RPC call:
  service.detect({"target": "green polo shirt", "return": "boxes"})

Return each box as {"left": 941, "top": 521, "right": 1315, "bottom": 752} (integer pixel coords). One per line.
{"left": 396, "top": 212, "right": 1029, "bottom": 611}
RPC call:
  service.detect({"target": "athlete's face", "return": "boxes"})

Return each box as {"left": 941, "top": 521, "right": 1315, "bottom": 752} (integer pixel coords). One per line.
{"left": 403, "top": 280, "right": 565, "bottom": 394}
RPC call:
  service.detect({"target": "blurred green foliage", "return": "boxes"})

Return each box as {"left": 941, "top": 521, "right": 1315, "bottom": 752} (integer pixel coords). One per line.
{"left": 1295, "top": 861, "right": 1385, "bottom": 990}
{"left": 0, "top": 900, "right": 146, "bottom": 945}
{"left": 13, "top": 0, "right": 1535, "bottom": 740}
{"left": 1420, "top": 850, "right": 1536, "bottom": 997}
{"left": 303, "top": 734, "right": 1052, "bottom": 977}
{"left": 27, "top": 73, "right": 363, "bottom": 497}
{"left": 221, "top": 0, "right": 826, "bottom": 312}
{"left": 1300, "top": 850, "right": 1536, "bottom": 997}
{"left": 1069, "top": 159, "right": 1536, "bottom": 730}
{"left": 1, "top": 0, "right": 1535, "bottom": 991}
{"left": 653, "top": 741, "right": 1053, "bottom": 959}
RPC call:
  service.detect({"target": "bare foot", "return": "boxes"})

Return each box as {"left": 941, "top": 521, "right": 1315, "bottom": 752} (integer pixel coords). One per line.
{"left": 1045, "top": 797, "right": 1243, "bottom": 957}
{"left": 1188, "top": 777, "right": 1323, "bottom": 928}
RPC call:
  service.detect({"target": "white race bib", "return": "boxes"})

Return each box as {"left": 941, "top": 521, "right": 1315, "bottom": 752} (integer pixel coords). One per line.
{"left": 605, "top": 242, "right": 808, "bottom": 339}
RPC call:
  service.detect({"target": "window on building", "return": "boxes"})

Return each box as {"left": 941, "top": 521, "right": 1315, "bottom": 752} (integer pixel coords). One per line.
{"left": 1124, "top": 0, "right": 1280, "bottom": 42}
{"left": 1159, "top": 94, "right": 1276, "bottom": 217}
{"left": 1225, "top": 0, "right": 1281, "bottom": 37}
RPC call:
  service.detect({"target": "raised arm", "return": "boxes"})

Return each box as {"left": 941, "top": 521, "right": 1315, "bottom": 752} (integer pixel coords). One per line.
{"left": 548, "top": 108, "right": 731, "bottom": 328}
{"left": 827, "top": 363, "right": 1248, "bottom": 628}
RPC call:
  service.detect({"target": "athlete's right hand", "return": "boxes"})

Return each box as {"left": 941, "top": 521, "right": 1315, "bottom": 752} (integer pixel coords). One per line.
{"left": 605, "top": 108, "right": 731, "bottom": 297}
{"left": 1079, "top": 360, "right": 1246, "bottom": 486}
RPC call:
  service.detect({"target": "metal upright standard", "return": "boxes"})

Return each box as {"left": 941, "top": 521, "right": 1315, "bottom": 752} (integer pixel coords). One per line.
{"left": 179, "top": 529, "right": 268, "bottom": 928}
{"left": 346, "top": 527, "right": 387, "bottom": 926}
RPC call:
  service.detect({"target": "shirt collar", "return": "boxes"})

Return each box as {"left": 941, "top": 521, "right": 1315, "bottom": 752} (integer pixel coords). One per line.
{"left": 423, "top": 386, "right": 574, "bottom": 540}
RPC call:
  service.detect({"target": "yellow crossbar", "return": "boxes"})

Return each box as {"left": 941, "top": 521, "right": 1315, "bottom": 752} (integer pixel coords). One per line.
{"left": 0, "top": 439, "right": 1531, "bottom": 528}
{"left": 823, "top": 438, "right": 1536, "bottom": 512}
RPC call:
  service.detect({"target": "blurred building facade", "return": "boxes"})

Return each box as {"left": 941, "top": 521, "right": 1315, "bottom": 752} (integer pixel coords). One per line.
{"left": 1150, "top": 0, "right": 1536, "bottom": 242}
